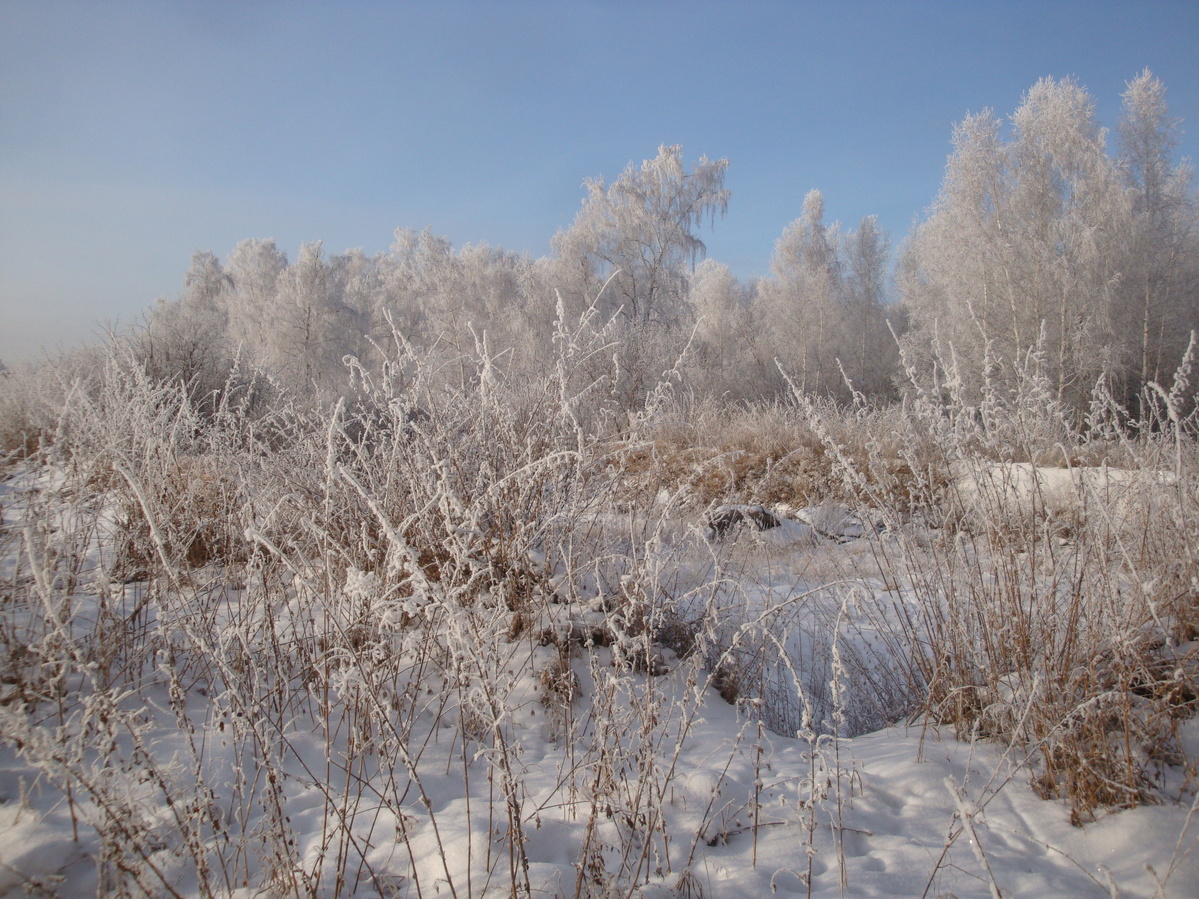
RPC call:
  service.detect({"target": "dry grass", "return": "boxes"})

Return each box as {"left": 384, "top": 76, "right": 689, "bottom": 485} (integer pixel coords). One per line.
{"left": 1, "top": 317, "right": 1197, "bottom": 899}
{"left": 611, "top": 398, "right": 935, "bottom": 516}
{"left": 602, "top": 349, "right": 1199, "bottom": 823}
{"left": 112, "top": 454, "right": 248, "bottom": 579}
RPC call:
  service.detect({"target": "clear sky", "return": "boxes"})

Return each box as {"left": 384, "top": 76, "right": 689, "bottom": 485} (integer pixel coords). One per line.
{"left": 2, "top": 0, "right": 1198, "bottom": 364}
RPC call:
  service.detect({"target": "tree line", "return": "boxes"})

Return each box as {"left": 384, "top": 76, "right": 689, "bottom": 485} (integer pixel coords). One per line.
{"left": 135, "top": 71, "right": 1198, "bottom": 419}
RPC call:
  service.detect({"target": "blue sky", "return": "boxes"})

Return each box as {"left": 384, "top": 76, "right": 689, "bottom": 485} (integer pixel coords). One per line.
{"left": 2, "top": 0, "right": 1198, "bottom": 364}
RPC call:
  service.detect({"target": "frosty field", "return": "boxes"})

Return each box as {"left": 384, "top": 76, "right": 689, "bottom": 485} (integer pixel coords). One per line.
{"left": 1, "top": 334, "right": 1197, "bottom": 898}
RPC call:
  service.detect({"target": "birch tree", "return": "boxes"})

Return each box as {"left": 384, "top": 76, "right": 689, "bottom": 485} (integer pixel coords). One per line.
{"left": 684, "top": 258, "right": 756, "bottom": 399}
{"left": 843, "top": 215, "right": 897, "bottom": 398}
{"left": 902, "top": 77, "right": 1130, "bottom": 411}
{"left": 224, "top": 238, "right": 288, "bottom": 363}
{"left": 1117, "top": 69, "right": 1199, "bottom": 400}
{"left": 550, "top": 144, "right": 729, "bottom": 326}
{"left": 756, "top": 190, "right": 845, "bottom": 396}
{"left": 279, "top": 242, "right": 362, "bottom": 393}
{"left": 138, "top": 251, "right": 233, "bottom": 404}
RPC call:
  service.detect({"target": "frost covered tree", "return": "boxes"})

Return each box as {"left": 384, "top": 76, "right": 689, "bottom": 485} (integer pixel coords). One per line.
{"left": 332, "top": 249, "right": 386, "bottom": 321}
{"left": 224, "top": 238, "right": 288, "bottom": 362}
{"left": 136, "top": 251, "right": 234, "bottom": 406}
{"left": 376, "top": 228, "right": 538, "bottom": 382}
{"left": 550, "top": 144, "right": 729, "bottom": 326}
{"left": 683, "top": 259, "right": 757, "bottom": 399}
{"left": 544, "top": 145, "right": 730, "bottom": 409}
{"left": 843, "top": 215, "right": 898, "bottom": 398}
{"left": 380, "top": 227, "right": 455, "bottom": 346}
{"left": 901, "top": 76, "right": 1133, "bottom": 411}
{"left": 269, "top": 241, "right": 359, "bottom": 394}
{"left": 1116, "top": 70, "right": 1199, "bottom": 400}
{"left": 755, "top": 190, "right": 846, "bottom": 396}
{"left": 753, "top": 194, "right": 897, "bottom": 401}
{"left": 436, "top": 242, "right": 531, "bottom": 351}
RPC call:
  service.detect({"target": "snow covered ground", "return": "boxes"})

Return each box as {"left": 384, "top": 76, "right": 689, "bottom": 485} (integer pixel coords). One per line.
{"left": 2, "top": 680, "right": 1195, "bottom": 897}
{"left": 1, "top": 467, "right": 1197, "bottom": 898}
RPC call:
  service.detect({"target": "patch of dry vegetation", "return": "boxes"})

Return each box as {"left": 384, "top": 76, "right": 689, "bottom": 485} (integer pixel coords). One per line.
{"left": 0, "top": 319, "right": 1197, "bottom": 893}
{"left": 612, "top": 398, "right": 936, "bottom": 516}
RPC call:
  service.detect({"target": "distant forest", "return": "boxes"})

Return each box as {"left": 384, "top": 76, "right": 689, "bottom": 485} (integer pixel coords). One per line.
{"left": 124, "top": 72, "right": 1197, "bottom": 419}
